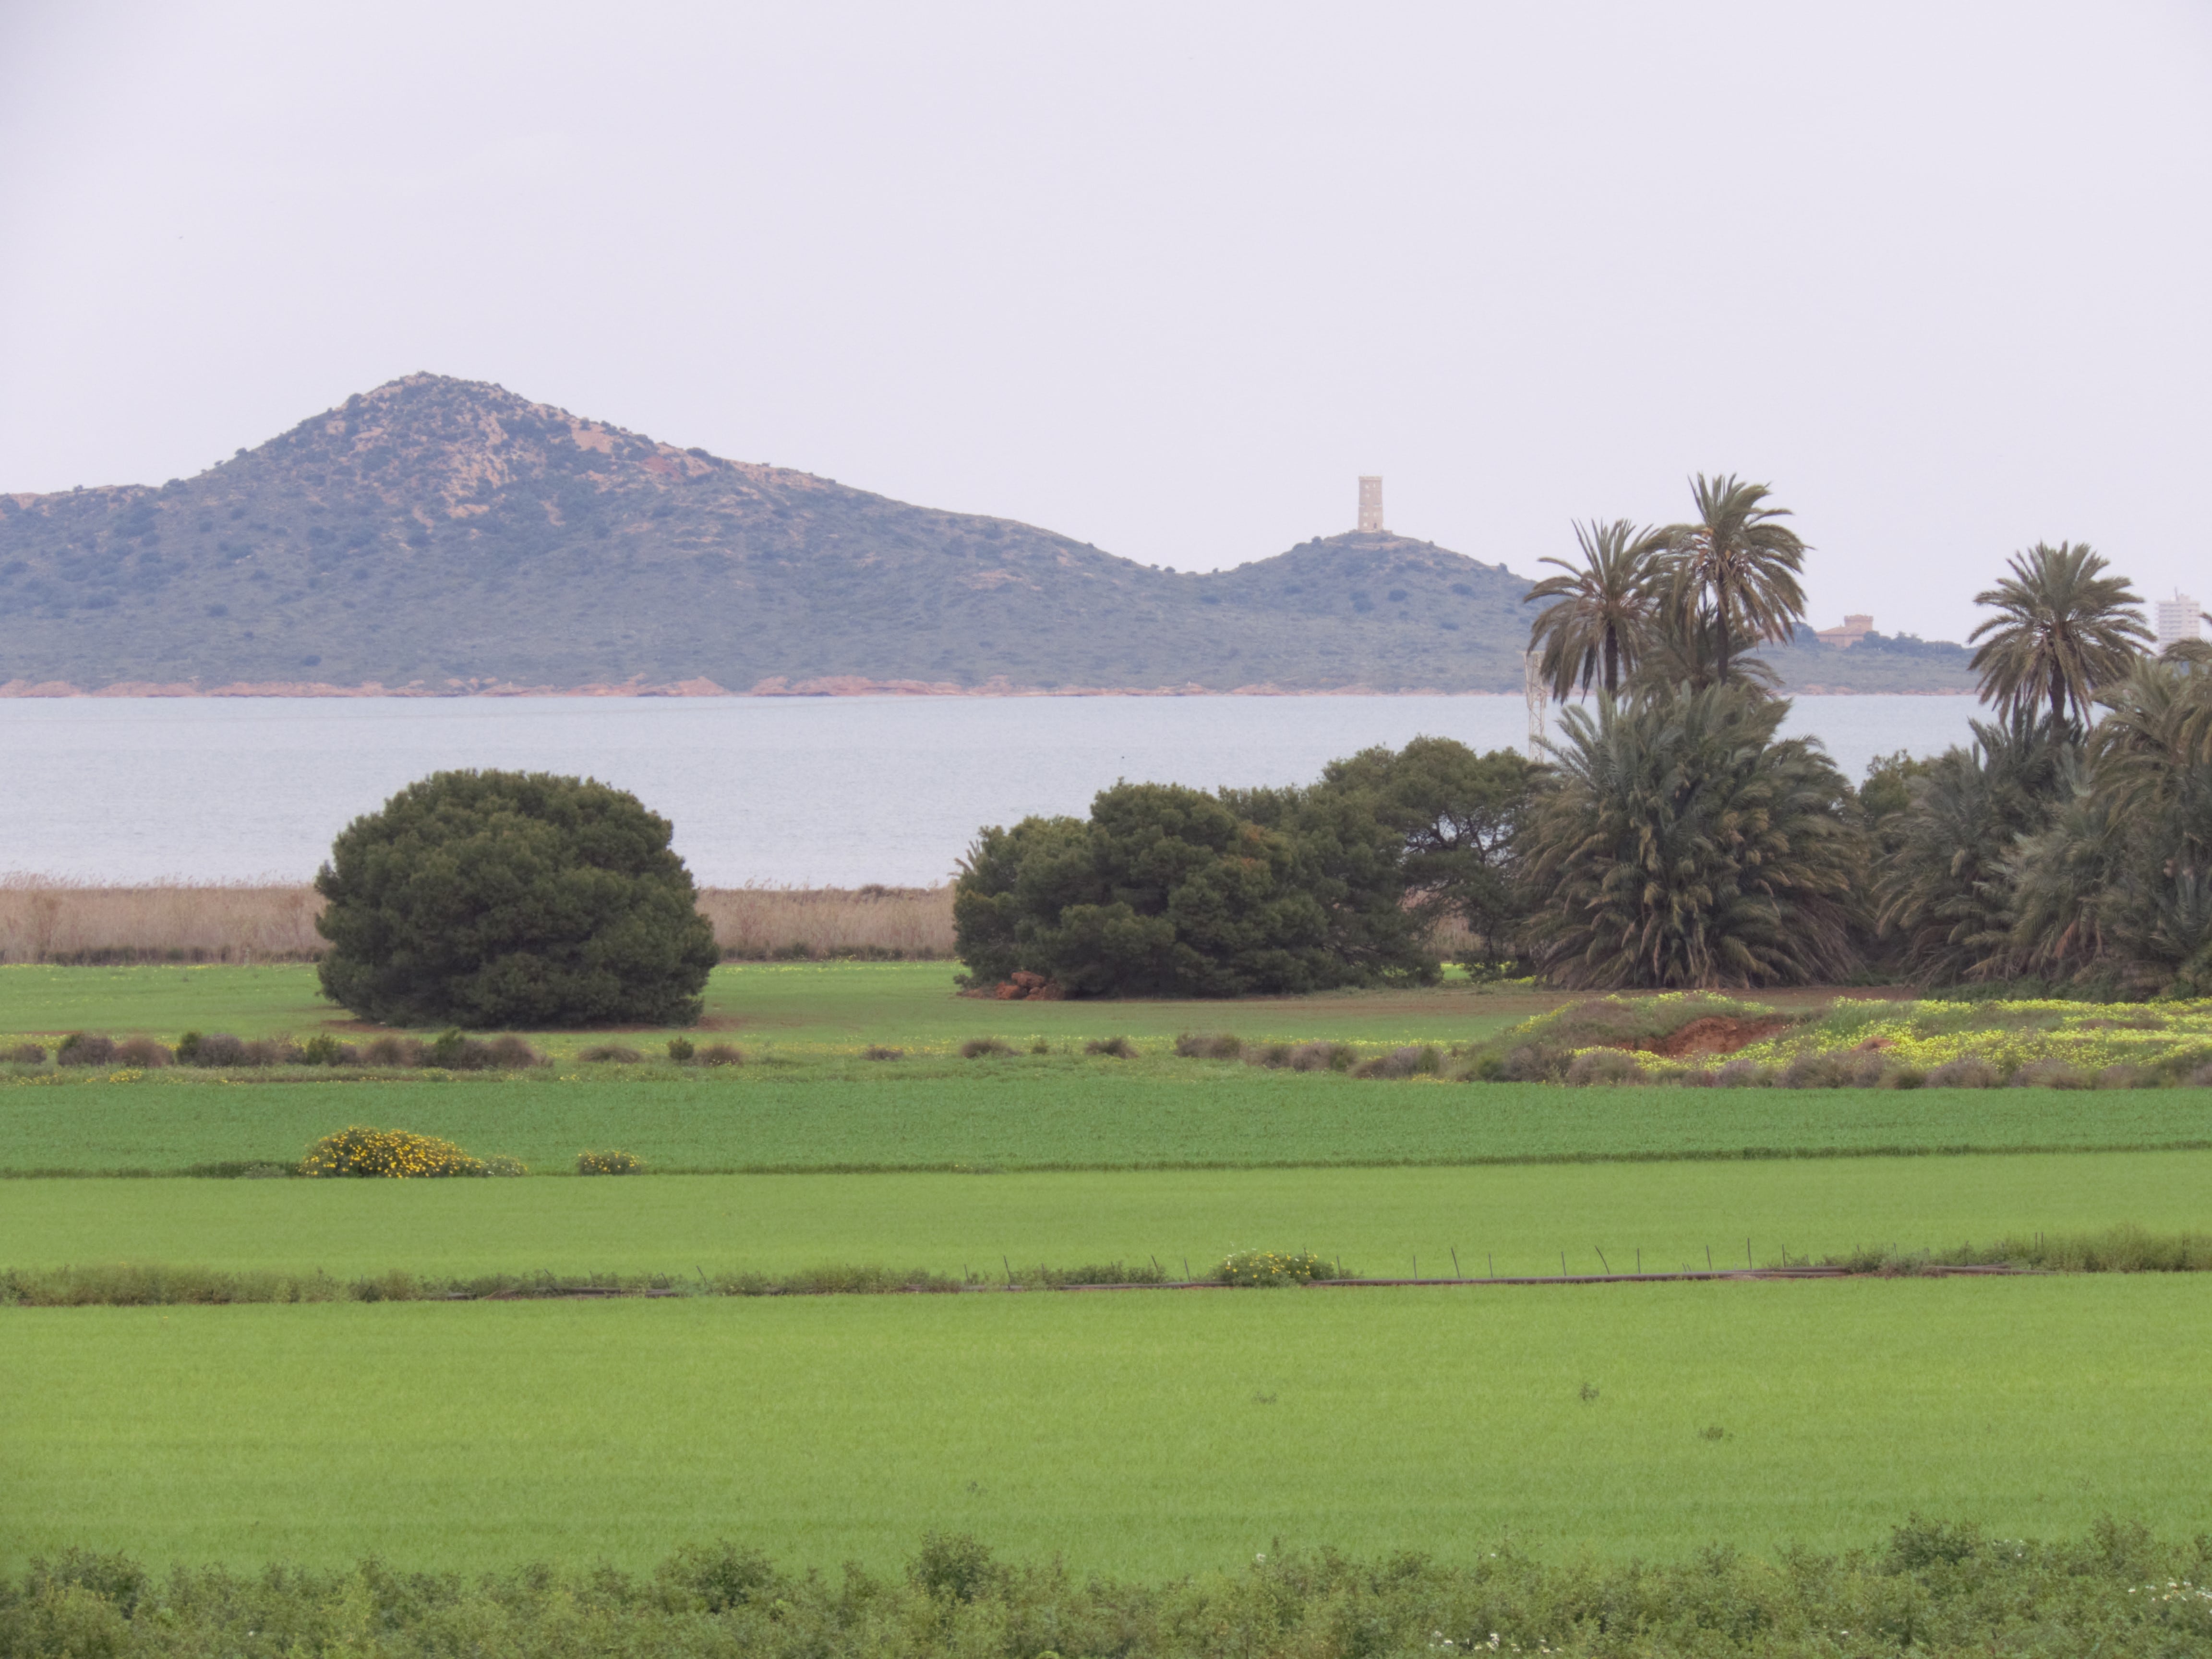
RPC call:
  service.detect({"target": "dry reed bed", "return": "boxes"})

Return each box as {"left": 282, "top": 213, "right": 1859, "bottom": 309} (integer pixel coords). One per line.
{"left": 0, "top": 878, "right": 958, "bottom": 964}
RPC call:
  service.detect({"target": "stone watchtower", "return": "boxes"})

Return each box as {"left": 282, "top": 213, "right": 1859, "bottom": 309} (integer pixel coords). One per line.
{"left": 1357, "top": 476, "right": 1384, "bottom": 533}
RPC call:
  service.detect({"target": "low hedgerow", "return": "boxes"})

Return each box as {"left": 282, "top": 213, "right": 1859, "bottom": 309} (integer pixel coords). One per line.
{"left": 1084, "top": 1035, "right": 1136, "bottom": 1058}
{"left": 1355, "top": 1044, "right": 1442, "bottom": 1079}
{"left": 1174, "top": 1031, "right": 1243, "bottom": 1059}
{"left": 299, "top": 1126, "right": 488, "bottom": 1179}
{"left": 578, "top": 1044, "right": 644, "bottom": 1065}
{"left": 959, "top": 1037, "right": 1013, "bottom": 1059}
{"left": 2, "top": 1042, "right": 46, "bottom": 1065}
{"left": 1215, "top": 1249, "right": 1342, "bottom": 1287}
{"left": 5, "top": 1520, "right": 2209, "bottom": 1656}
{"left": 1246, "top": 1040, "right": 1357, "bottom": 1073}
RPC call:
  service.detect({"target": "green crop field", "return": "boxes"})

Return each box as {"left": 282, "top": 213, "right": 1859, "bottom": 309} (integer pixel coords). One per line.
{"left": 9, "top": 1069, "right": 2212, "bottom": 1174}
{"left": 12, "top": 959, "right": 2212, "bottom": 1595}
{"left": 9, "top": 1153, "right": 2210, "bottom": 1279}
{"left": 0, "top": 961, "right": 1569, "bottom": 1049}
{"left": 6, "top": 1278, "right": 2208, "bottom": 1575}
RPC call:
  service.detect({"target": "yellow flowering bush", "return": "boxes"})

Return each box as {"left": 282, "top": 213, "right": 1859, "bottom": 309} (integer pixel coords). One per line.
{"left": 1675, "top": 999, "right": 2212, "bottom": 1082}
{"left": 1215, "top": 1249, "right": 1339, "bottom": 1287}
{"left": 576, "top": 1148, "right": 644, "bottom": 1175}
{"left": 300, "top": 1126, "right": 487, "bottom": 1178}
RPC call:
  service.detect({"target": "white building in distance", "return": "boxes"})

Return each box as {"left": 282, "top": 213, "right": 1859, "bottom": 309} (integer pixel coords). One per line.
{"left": 1357, "top": 476, "right": 1384, "bottom": 533}
{"left": 2157, "top": 593, "right": 2204, "bottom": 652}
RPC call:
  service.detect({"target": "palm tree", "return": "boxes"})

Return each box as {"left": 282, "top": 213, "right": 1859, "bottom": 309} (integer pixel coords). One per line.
{"left": 1967, "top": 541, "right": 2149, "bottom": 724}
{"left": 1523, "top": 519, "right": 1664, "bottom": 698}
{"left": 1871, "top": 708, "right": 2074, "bottom": 983}
{"left": 1523, "top": 682, "right": 1863, "bottom": 988}
{"left": 1658, "top": 475, "right": 1809, "bottom": 686}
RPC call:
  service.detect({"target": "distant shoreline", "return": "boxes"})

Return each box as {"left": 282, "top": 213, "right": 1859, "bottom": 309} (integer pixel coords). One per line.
{"left": 0, "top": 678, "right": 1979, "bottom": 699}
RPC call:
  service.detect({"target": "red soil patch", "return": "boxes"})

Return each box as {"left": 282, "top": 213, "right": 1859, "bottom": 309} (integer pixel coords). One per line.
{"left": 1639, "top": 1016, "right": 1791, "bottom": 1059}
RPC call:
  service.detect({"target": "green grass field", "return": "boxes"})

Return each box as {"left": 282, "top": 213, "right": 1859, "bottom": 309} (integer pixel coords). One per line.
{"left": 0, "top": 961, "right": 1563, "bottom": 1050}
{"left": 12, "top": 960, "right": 2212, "bottom": 1585}
{"left": 9, "top": 1153, "right": 2209, "bottom": 1279}
{"left": 9, "top": 1070, "right": 2212, "bottom": 1174}
{"left": 6, "top": 1279, "right": 2208, "bottom": 1575}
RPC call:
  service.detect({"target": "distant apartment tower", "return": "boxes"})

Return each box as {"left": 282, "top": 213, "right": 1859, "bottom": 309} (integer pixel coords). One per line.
{"left": 1357, "top": 476, "right": 1384, "bottom": 533}
{"left": 2156, "top": 592, "right": 2204, "bottom": 651}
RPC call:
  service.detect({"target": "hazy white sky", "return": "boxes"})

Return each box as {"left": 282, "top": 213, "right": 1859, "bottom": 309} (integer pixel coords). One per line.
{"left": 3, "top": 1, "right": 2207, "bottom": 640}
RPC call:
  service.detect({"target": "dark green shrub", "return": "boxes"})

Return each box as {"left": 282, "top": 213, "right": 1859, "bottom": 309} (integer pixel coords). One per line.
{"left": 656, "top": 1540, "right": 777, "bottom": 1612}
{"left": 908, "top": 1531, "right": 997, "bottom": 1603}
{"left": 56, "top": 1033, "right": 116, "bottom": 1067}
{"left": 666, "top": 1036, "right": 696, "bottom": 1062}
{"left": 1084, "top": 1035, "right": 1135, "bottom": 1058}
{"left": 3, "top": 1042, "right": 46, "bottom": 1065}
{"left": 314, "top": 769, "right": 719, "bottom": 1028}
{"left": 954, "top": 781, "right": 1434, "bottom": 998}
{"left": 299, "top": 1034, "right": 347, "bottom": 1067}
{"left": 577, "top": 1148, "right": 643, "bottom": 1175}
{"left": 960, "top": 1036, "right": 1012, "bottom": 1058}
{"left": 579, "top": 1044, "right": 642, "bottom": 1064}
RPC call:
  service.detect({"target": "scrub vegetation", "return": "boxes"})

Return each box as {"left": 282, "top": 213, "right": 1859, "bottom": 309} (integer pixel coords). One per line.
{"left": 9, "top": 1520, "right": 2211, "bottom": 1659}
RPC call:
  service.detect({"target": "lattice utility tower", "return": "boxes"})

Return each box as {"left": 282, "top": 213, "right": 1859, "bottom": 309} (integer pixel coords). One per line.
{"left": 1357, "top": 476, "right": 1384, "bottom": 533}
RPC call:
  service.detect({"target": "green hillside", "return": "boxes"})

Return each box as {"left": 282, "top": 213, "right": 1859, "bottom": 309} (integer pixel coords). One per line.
{"left": 0, "top": 374, "right": 1976, "bottom": 694}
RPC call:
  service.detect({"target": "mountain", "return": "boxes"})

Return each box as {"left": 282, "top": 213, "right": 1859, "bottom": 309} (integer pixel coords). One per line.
{"left": 0, "top": 374, "right": 1976, "bottom": 696}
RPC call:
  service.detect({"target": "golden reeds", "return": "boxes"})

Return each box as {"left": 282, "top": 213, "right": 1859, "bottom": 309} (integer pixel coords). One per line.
{"left": 0, "top": 877, "right": 958, "bottom": 964}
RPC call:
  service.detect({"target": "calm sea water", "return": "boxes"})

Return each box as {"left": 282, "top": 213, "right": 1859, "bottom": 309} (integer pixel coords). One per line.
{"left": 0, "top": 696, "right": 1979, "bottom": 886}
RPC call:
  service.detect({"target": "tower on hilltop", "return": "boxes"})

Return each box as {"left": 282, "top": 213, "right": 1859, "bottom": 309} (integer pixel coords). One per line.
{"left": 1357, "top": 476, "right": 1384, "bottom": 533}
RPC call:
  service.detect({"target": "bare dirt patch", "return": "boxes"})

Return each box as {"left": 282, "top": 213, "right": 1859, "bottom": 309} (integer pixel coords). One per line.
{"left": 1639, "top": 1016, "right": 1791, "bottom": 1059}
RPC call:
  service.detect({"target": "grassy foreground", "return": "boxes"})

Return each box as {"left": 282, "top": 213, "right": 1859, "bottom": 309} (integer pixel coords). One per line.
{"left": 6, "top": 1153, "right": 2209, "bottom": 1279}
{"left": 7, "top": 1278, "right": 2210, "bottom": 1574}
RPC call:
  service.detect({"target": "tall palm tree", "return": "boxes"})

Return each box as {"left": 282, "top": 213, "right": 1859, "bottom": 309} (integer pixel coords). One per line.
{"left": 1967, "top": 541, "right": 2149, "bottom": 724}
{"left": 1523, "top": 519, "right": 1664, "bottom": 698}
{"left": 1658, "top": 474, "right": 1809, "bottom": 686}
{"left": 1871, "top": 708, "right": 2074, "bottom": 983}
{"left": 1524, "top": 683, "right": 1863, "bottom": 988}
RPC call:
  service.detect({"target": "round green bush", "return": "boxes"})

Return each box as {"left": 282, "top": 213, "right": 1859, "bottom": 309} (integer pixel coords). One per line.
{"left": 314, "top": 770, "right": 719, "bottom": 1029}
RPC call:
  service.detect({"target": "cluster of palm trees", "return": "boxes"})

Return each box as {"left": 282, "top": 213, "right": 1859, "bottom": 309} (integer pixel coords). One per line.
{"left": 1513, "top": 482, "right": 2187, "bottom": 992}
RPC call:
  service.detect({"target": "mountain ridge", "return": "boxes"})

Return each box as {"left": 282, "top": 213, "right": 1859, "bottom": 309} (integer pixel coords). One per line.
{"left": 0, "top": 374, "right": 1977, "bottom": 696}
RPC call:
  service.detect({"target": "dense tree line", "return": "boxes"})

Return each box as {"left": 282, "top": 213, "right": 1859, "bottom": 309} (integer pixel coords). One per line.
{"left": 959, "top": 477, "right": 2197, "bottom": 997}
